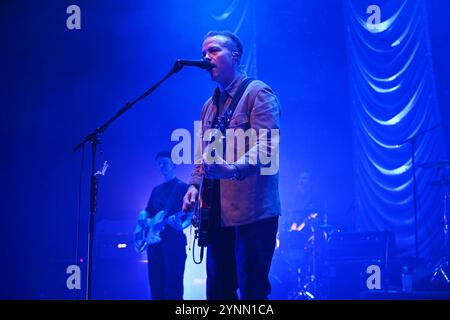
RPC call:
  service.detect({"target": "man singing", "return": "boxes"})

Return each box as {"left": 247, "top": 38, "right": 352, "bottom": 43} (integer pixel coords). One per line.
{"left": 182, "top": 31, "right": 281, "bottom": 300}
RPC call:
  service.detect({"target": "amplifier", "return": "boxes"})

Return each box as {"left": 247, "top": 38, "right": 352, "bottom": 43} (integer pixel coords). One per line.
{"left": 324, "top": 231, "right": 396, "bottom": 299}
{"left": 327, "top": 231, "right": 396, "bottom": 264}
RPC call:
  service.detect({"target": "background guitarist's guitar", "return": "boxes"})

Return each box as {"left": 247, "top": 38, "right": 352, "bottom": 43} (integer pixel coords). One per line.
{"left": 134, "top": 209, "right": 187, "bottom": 253}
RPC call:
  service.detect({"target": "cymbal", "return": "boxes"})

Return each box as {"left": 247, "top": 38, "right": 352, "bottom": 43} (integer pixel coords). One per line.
{"left": 318, "top": 223, "right": 334, "bottom": 228}
{"left": 318, "top": 224, "right": 335, "bottom": 230}
{"left": 287, "top": 208, "right": 322, "bottom": 214}
{"left": 419, "top": 161, "right": 450, "bottom": 169}
{"left": 427, "top": 179, "right": 450, "bottom": 187}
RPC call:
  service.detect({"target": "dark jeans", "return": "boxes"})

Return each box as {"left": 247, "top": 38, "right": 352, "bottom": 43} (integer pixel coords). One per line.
{"left": 206, "top": 216, "right": 279, "bottom": 300}
{"left": 147, "top": 241, "right": 186, "bottom": 300}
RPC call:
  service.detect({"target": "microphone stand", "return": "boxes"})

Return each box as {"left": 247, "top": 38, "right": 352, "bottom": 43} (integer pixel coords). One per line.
{"left": 72, "top": 60, "right": 187, "bottom": 300}
{"left": 398, "top": 123, "right": 440, "bottom": 262}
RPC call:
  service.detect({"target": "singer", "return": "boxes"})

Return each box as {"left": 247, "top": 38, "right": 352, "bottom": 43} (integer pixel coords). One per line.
{"left": 182, "top": 30, "right": 282, "bottom": 300}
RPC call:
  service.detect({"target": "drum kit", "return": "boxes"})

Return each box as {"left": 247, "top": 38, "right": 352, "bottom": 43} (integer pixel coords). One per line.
{"left": 273, "top": 209, "right": 336, "bottom": 300}
{"left": 419, "top": 160, "right": 450, "bottom": 289}
{"left": 419, "top": 160, "right": 450, "bottom": 254}
{"left": 272, "top": 160, "right": 450, "bottom": 299}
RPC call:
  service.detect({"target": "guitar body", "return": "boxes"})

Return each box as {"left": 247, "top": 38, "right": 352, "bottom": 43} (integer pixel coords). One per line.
{"left": 146, "top": 210, "right": 167, "bottom": 243}
{"left": 193, "top": 176, "right": 215, "bottom": 247}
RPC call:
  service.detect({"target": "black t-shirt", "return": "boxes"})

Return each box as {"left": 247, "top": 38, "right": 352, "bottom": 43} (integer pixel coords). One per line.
{"left": 145, "top": 177, "right": 188, "bottom": 246}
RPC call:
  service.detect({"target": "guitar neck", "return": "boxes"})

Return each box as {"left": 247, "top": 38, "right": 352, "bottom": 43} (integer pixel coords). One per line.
{"left": 154, "top": 210, "right": 186, "bottom": 229}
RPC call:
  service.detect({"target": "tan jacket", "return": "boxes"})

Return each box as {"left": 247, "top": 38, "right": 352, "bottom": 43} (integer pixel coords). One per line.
{"left": 189, "top": 74, "right": 281, "bottom": 226}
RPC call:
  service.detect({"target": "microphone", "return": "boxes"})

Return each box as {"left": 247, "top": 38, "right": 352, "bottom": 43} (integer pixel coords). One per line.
{"left": 176, "top": 59, "right": 214, "bottom": 70}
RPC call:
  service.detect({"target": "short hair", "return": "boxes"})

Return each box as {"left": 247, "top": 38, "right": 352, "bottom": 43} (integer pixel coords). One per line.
{"left": 155, "top": 151, "right": 172, "bottom": 161}
{"left": 204, "top": 30, "right": 243, "bottom": 61}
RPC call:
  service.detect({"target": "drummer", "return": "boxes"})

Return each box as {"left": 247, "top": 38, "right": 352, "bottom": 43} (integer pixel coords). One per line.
{"left": 282, "top": 171, "right": 324, "bottom": 230}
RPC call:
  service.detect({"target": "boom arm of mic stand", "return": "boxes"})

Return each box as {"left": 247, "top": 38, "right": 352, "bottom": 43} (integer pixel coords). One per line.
{"left": 73, "top": 61, "right": 184, "bottom": 152}
{"left": 397, "top": 123, "right": 441, "bottom": 147}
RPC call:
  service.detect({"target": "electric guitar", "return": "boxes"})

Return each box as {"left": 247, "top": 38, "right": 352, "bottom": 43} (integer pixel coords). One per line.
{"left": 134, "top": 209, "right": 188, "bottom": 253}
{"left": 192, "top": 174, "right": 213, "bottom": 249}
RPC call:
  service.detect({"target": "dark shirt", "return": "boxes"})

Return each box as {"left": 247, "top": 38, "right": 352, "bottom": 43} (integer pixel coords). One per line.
{"left": 145, "top": 177, "right": 188, "bottom": 246}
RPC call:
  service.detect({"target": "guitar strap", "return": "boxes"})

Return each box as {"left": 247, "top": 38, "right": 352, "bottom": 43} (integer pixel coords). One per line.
{"left": 212, "top": 77, "right": 255, "bottom": 133}
{"left": 209, "top": 77, "right": 255, "bottom": 229}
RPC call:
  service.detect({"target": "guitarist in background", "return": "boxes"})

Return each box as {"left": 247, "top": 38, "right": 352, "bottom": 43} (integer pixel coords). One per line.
{"left": 182, "top": 31, "right": 281, "bottom": 300}
{"left": 143, "top": 151, "right": 189, "bottom": 300}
